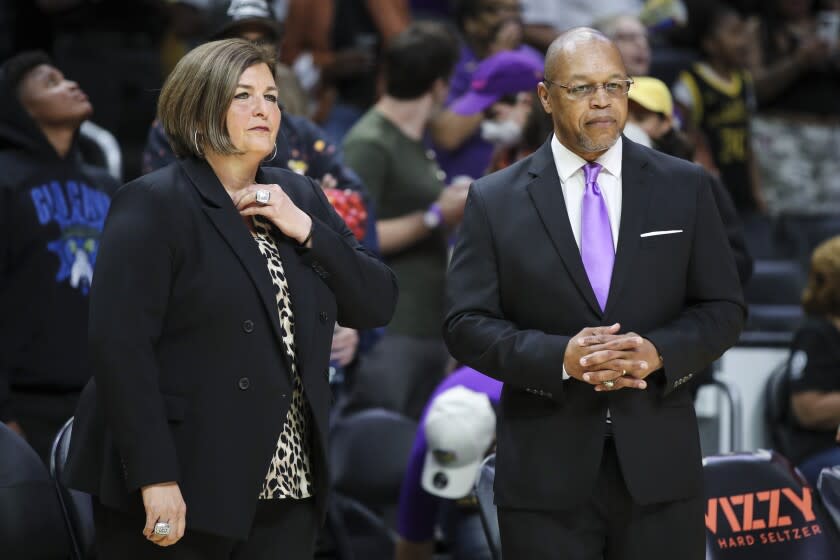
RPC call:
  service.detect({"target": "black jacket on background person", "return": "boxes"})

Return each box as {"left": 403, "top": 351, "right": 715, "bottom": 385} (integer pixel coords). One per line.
{"left": 0, "top": 61, "right": 118, "bottom": 423}
{"left": 787, "top": 316, "right": 840, "bottom": 464}
{"left": 63, "top": 158, "right": 397, "bottom": 539}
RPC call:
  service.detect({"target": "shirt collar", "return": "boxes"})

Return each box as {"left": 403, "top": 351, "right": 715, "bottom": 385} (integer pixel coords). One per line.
{"left": 550, "top": 134, "right": 623, "bottom": 182}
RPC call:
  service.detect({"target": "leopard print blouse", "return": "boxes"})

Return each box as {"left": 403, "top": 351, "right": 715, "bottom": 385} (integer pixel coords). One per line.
{"left": 252, "top": 216, "right": 313, "bottom": 500}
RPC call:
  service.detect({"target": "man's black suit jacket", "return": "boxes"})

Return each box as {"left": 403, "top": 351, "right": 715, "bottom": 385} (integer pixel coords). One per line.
{"left": 444, "top": 138, "right": 746, "bottom": 511}
{"left": 64, "top": 158, "right": 397, "bottom": 539}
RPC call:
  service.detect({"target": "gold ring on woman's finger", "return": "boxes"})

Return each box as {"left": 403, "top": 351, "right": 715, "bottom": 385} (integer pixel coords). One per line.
{"left": 602, "top": 380, "right": 615, "bottom": 389}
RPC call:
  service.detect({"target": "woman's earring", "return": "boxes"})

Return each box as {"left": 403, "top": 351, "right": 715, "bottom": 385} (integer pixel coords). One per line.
{"left": 193, "top": 130, "right": 203, "bottom": 157}
{"left": 265, "top": 144, "right": 277, "bottom": 162}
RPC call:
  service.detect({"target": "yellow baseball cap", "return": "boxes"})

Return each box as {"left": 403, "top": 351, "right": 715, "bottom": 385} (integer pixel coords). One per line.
{"left": 628, "top": 76, "right": 673, "bottom": 118}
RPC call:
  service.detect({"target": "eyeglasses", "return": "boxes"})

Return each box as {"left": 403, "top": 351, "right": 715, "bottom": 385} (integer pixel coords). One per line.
{"left": 543, "top": 78, "right": 634, "bottom": 101}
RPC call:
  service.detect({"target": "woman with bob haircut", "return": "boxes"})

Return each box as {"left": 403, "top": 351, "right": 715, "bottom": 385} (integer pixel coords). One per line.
{"left": 64, "top": 38, "right": 397, "bottom": 559}
{"left": 787, "top": 235, "right": 840, "bottom": 487}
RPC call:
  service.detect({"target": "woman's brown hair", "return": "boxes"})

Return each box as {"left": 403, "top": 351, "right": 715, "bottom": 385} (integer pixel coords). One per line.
{"left": 157, "top": 38, "right": 276, "bottom": 159}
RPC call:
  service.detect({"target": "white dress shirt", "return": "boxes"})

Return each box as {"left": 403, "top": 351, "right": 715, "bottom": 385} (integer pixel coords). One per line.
{"left": 552, "top": 135, "right": 623, "bottom": 392}
{"left": 550, "top": 134, "right": 623, "bottom": 251}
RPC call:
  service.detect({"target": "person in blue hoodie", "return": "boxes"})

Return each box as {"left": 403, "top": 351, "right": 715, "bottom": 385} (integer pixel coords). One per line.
{"left": 0, "top": 51, "right": 119, "bottom": 463}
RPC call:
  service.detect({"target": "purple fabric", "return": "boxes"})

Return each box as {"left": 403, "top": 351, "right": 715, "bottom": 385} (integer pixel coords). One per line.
{"left": 434, "top": 43, "right": 544, "bottom": 181}
{"left": 434, "top": 135, "right": 495, "bottom": 182}
{"left": 450, "top": 50, "right": 544, "bottom": 116}
{"left": 446, "top": 44, "right": 543, "bottom": 106}
{"left": 396, "top": 367, "right": 503, "bottom": 542}
{"left": 447, "top": 45, "right": 481, "bottom": 106}
{"left": 580, "top": 162, "right": 614, "bottom": 311}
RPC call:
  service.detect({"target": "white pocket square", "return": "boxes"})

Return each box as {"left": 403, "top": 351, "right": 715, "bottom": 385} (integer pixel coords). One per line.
{"left": 640, "top": 230, "right": 683, "bottom": 238}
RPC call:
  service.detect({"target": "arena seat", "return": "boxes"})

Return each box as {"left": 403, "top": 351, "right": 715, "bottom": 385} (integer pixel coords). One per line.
{"left": 328, "top": 408, "right": 418, "bottom": 559}
{"left": 739, "top": 259, "right": 806, "bottom": 348}
{"left": 763, "top": 361, "right": 798, "bottom": 460}
{"left": 0, "top": 421, "right": 71, "bottom": 558}
{"left": 775, "top": 212, "right": 840, "bottom": 266}
{"left": 703, "top": 450, "right": 840, "bottom": 558}
{"left": 50, "top": 417, "right": 95, "bottom": 559}
{"left": 474, "top": 453, "right": 501, "bottom": 560}
{"left": 818, "top": 466, "right": 840, "bottom": 537}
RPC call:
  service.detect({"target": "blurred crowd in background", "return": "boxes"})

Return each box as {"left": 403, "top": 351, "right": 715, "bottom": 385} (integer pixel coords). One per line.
{"left": 4, "top": 0, "right": 840, "bottom": 558}
{"left": 2, "top": 0, "right": 839, "bottom": 221}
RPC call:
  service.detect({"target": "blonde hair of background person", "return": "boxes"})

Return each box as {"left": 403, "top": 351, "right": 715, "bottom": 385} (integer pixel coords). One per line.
{"left": 802, "top": 235, "right": 840, "bottom": 318}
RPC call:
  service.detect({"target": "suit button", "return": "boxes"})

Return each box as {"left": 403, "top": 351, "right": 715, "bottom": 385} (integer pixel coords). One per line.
{"left": 280, "top": 393, "right": 287, "bottom": 399}
{"left": 238, "top": 377, "right": 250, "bottom": 390}
{"left": 242, "top": 320, "right": 254, "bottom": 333}
{"left": 319, "top": 311, "right": 328, "bottom": 323}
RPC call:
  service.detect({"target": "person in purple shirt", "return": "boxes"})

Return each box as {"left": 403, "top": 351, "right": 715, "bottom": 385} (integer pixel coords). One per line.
{"left": 429, "top": 0, "right": 544, "bottom": 181}
{"left": 395, "top": 367, "right": 502, "bottom": 560}
{"left": 445, "top": 50, "right": 543, "bottom": 180}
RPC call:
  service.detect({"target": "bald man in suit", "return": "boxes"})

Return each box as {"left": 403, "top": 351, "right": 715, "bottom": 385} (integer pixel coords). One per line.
{"left": 444, "top": 28, "right": 745, "bottom": 560}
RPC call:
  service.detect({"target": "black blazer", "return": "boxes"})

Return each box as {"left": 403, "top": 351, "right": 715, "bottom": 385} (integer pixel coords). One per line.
{"left": 64, "top": 158, "right": 397, "bottom": 539}
{"left": 444, "top": 138, "right": 746, "bottom": 511}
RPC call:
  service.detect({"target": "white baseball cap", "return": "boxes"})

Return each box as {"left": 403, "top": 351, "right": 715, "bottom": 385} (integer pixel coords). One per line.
{"left": 421, "top": 386, "right": 496, "bottom": 499}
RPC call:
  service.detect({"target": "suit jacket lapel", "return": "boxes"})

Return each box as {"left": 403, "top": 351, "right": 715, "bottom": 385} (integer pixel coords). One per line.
{"left": 526, "top": 140, "right": 602, "bottom": 316}
{"left": 180, "top": 158, "right": 294, "bottom": 373}
{"left": 603, "top": 139, "right": 652, "bottom": 317}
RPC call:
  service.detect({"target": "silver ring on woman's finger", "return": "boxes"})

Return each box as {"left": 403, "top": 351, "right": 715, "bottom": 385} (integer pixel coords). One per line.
{"left": 601, "top": 380, "right": 615, "bottom": 389}
{"left": 255, "top": 189, "right": 271, "bottom": 205}
{"left": 153, "top": 522, "right": 171, "bottom": 536}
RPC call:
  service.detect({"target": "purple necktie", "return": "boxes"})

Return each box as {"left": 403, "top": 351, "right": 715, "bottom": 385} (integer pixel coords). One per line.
{"left": 580, "top": 162, "right": 614, "bottom": 311}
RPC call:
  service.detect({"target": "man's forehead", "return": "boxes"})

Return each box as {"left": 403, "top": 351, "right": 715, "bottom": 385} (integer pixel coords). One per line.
{"left": 551, "top": 42, "right": 625, "bottom": 79}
